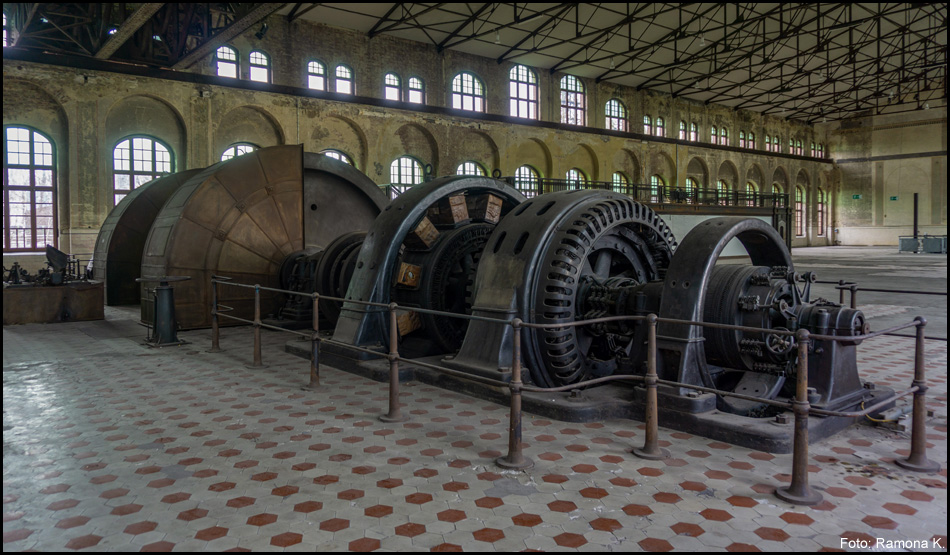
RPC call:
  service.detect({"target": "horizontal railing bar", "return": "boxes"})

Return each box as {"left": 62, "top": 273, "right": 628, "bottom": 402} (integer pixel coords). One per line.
{"left": 809, "top": 387, "right": 918, "bottom": 418}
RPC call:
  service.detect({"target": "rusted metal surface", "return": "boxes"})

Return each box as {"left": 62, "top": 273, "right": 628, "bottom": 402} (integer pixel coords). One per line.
{"left": 3, "top": 281, "right": 104, "bottom": 324}
{"left": 139, "top": 146, "right": 386, "bottom": 329}
{"left": 92, "top": 169, "right": 201, "bottom": 306}
{"left": 496, "top": 319, "right": 533, "bottom": 470}
{"left": 895, "top": 317, "right": 941, "bottom": 473}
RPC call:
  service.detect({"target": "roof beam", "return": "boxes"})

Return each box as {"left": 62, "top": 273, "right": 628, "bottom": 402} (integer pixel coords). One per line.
{"left": 172, "top": 3, "right": 286, "bottom": 70}
{"left": 94, "top": 3, "right": 165, "bottom": 59}
{"left": 11, "top": 3, "right": 40, "bottom": 47}
{"left": 436, "top": 3, "right": 493, "bottom": 52}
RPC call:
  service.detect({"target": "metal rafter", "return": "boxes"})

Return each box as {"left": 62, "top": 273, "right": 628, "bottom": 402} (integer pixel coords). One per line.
{"left": 172, "top": 3, "right": 287, "bottom": 69}
{"left": 94, "top": 3, "right": 165, "bottom": 59}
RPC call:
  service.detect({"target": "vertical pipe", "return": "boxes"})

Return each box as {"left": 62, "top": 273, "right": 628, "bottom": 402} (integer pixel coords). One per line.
{"left": 775, "top": 330, "right": 823, "bottom": 505}
{"left": 913, "top": 192, "right": 919, "bottom": 241}
{"left": 838, "top": 279, "right": 845, "bottom": 305}
{"left": 251, "top": 284, "right": 263, "bottom": 367}
{"left": 380, "top": 303, "right": 407, "bottom": 422}
{"left": 308, "top": 293, "right": 320, "bottom": 388}
{"left": 497, "top": 319, "right": 533, "bottom": 469}
{"left": 210, "top": 278, "right": 221, "bottom": 353}
{"left": 896, "top": 317, "right": 940, "bottom": 472}
{"left": 633, "top": 314, "right": 670, "bottom": 460}
{"left": 849, "top": 285, "right": 857, "bottom": 309}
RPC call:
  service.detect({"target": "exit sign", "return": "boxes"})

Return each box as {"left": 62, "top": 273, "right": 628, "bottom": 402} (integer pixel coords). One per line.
{"left": 852, "top": 194, "right": 862, "bottom": 199}
{"left": 890, "top": 196, "right": 899, "bottom": 201}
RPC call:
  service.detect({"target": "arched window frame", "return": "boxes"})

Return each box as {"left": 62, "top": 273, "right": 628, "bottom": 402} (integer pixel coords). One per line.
{"left": 716, "top": 179, "right": 729, "bottom": 206}
{"left": 112, "top": 135, "right": 173, "bottom": 207}
{"left": 215, "top": 45, "right": 238, "bottom": 78}
{"left": 655, "top": 117, "right": 665, "bottom": 137}
{"left": 390, "top": 156, "right": 424, "bottom": 194}
{"left": 456, "top": 161, "right": 486, "bottom": 176}
{"left": 748, "top": 132, "right": 756, "bottom": 150}
{"left": 248, "top": 50, "right": 270, "bottom": 83}
{"left": 690, "top": 122, "right": 699, "bottom": 142}
{"left": 739, "top": 131, "right": 746, "bottom": 149}
{"left": 679, "top": 121, "right": 687, "bottom": 140}
{"left": 451, "top": 72, "right": 485, "bottom": 112}
{"left": 816, "top": 188, "right": 826, "bottom": 236}
{"left": 322, "top": 149, "right": 354, "bottom": 166}
{"left": 307, "top": 60, "right": 326, "bottom": 90}
{"left": 643, "top": 115, "right": 653, "bottom": 135}
{"left": 745, "top": 182, "right": 758, "bottom": 207}
{"left": 221, "top": 142, "right": 258, "bottom": 161}
{"left": 3, "top": 126, "right": 57, "bottom": 251}
{"left": 718, "top": 126, "right": 727, "bottom": 146}
{"left": 711, "top": 125, "right": 718, "bottom": 144}
{"left": 683, "top": 177, "right": 696, "bottom": 204}
{"left": 649, "top": 175, "right": 664, "bottom": 203}
{"left": 765, "top": 135, "right": 772, "bottom": 152}
{"left": 611, "top": 172, "right": 629, "bottom": 194}
{"left": 795, "top": 139, "right": 803, "bottom": 156}
{"left": 384, "top": 73, "right": 401, "bottom": 101}
{"left": 605, "top": 99, "right": 627, "bottom": 131}
{"left": 335, "top": 65, "right": 354, "bottom": 95}
{"left": 559, "top": 75, "right": 586, "bottom": 126}
{"left": 3, "top": 13, "right": 9, "bottom": 47}
{"left": 514, "top": 165, "right": 540, "bottom": 198}
{"left": 795, "top": 186, "right": 806, "bottom": 236}
{"left": 408, "top": 77, "right": 425, "bottom": 104}
{"left": 565, "top": 168, "right": 586, "bottom": 190}
{"left": 509, "top": 65, "right": 538, "bottom": 119}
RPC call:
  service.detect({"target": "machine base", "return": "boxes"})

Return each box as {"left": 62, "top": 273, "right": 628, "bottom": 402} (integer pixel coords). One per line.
{"left": 286, "top": 338, "right": 897, "bottom": 454}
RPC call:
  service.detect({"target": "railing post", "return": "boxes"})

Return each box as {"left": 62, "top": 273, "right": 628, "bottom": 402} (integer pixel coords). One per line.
{"left": 209, "top": 277, "right": 221, "bottom": 353}
{"left": 497, "top": 319, "right": 533, "bottom": 470}
{"left": 307, "top": 292, "right": 320, "bottom": 389}
{"left": 633, "top": 314, "right": 670, "bottom": 460}
{"left": 849, "top": 285, "right": 858, "bottom": 309}
{"left": 838, "top": 280, "right": 846, "bottom": 305}
{"left": 249, "top": 284, "right": 264, "bottom": 368}
{"left": 896, "top": 317, "right": 940, "bottom": 473}
{"left": 776, "top": 329, "right": 822, "bottom": 505}
{"left": 380, "top": 303, "right": 408, "bottom": 422}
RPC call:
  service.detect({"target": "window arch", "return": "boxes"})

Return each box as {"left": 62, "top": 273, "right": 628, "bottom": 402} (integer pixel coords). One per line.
{"left": 655, "top": 117, "right": 665, "bottom": 137}
{"left": 765, "top": 135, "right": 772, "bottom": 152}
{"left": 456, "top": 161, "right": 486, "bottom": 176}
{"left": 716, "top": 179, "right": 729, "bottom": 206}
{"left": 643, "top": 115, "right": 653, "bottom": 135}
{"left": 739, "top": 131, "right": 746, "bottom": 149}
{"left": 514, "top": 165, "right": 540, "bottom": 198}
{"left": 718, "top": 126, "right": 726, "bottom": 146}
{"left": 112, "top": 136, "right": 173, "bottom": 206}
{"left": 745, "top": 182, "right": 758, "bottom": 207}
{"left": 748, "top": 132, "right": 756, "bottom": 149}
{"left": 451, "top": 72, "right": 485, "bottom": 112}
{"left": 679, "top": 121, "right": 687, "bottom": 140}
{"left": 605, "top": 99, "right": 627, "bottom": 131}
{"left": 795, "top": 186, "right": 806, "bottom": 236}
{"left": 711, "top": 125, "right": 718, "bottom": 144}
{"left": 390, "top": 156, "right": 424, "bottom": 194}
{"left": 816, "top": 188, "right": 826, "bottom": 236}
{"left": 249, "top": 51, "right": 270, "bottom": 83}
{"left": 612, "top": 172, "right": 629, "bottom": 194}
{"left": 408, "top": 77, "right": 425, "bottom": 104}
{"left": 683, "top": 178, "right": 697, "bottom": 204}
{"left": 335, "top": 65, "right": 354, "bottom": 95}
{"left": 509, "top": 65, "right": 538, "bottom": 119}
{"left": 4, "top": 126, "right": 56, "bottom": 251}
{"left": 215, "top": 46, "right": 238, "bottom": 78}
{"left": 649, "top": 175, "right": 664, "bottom": 203}
{"left": 560, "top": 75, "right": 585, "bottom": 125}
{"left": 384, "top": 73, "right": 401, "bottom": 101}
{"left": 795, "top": 139, "right": 803, "bottom": 156}
{"left": 307, "top": 60, "right": 326, "bottom": 90}
{"left": 690, "top": 122, "right": 699, "bottom": 142}
{"left": 322, "top": 149, "right": 354, "bottom": 166}
{"left": 565, "top": 168, "right": 587, "bottom": 189}
{"left": 221, "top": 142, "right": 258, "bottom": 161}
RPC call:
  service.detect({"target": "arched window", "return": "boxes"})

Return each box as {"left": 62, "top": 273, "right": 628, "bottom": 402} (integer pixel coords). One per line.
{"left": 612, "top": 172, "right": 629, "bottom": 194}
{"left": 690, "top": 122, "right": 699, "bottom": 142}
{"left": 560, "top": 75, "right": 585, "bottom": 126}
{"left": 817, "top": 143, "right": 824, "bottom": 158}
{"left": 112, "top": 136, "right": 173, "bottom": 206}
{"left": 221, "top": 142, "right": 258, "bottom": 161}
{"left": 810, "top": 142, "right": 817, "bottom": 157}
{"left": 683, "top": 178, "right": 696, "bottom": 204}
{"left": 408, "top": 77, "right": 425, "bottom": 104}
{"left": 739, "top": 131, "right": 746, "bottom": 149}
{"left": 655, "top": 117, "right": 665, "bottom": 137}
{"left": 565, "top": 168, "right": 586, "bottom": 190}
{"left": 605, "top": 99, "right": 627, "bottom": 131}
{"left": 509, "top": 65, "right": 538, "bottom": 119}
{"left": 335, "top": 65, "right": 354, "bottom": 95}
{"left": 789, "top": 138, "right": 794, "bottom": 154}
{"left": 643, "top": 116, "right": 653, "bottom": 135}
{"left": 718, "top": 126, "right": 727, "bottom": 146}
{"left": 3, "top": 13, "right": 9, "bottom": 47}
{"left": 748, "top": 132, "right": 756, "bottom": 149}
{"left": 322, "top": 150, "right": 354, "bottom": 166}
{"left": 679, "top": 121, "right": 687, "bottom": 140}
{"left": 711, "top": 125, "right": 718, "bottom": 144}
{"left": 249, "top": 51, "right": 270, "bottom": 83}
{"left": 649, "top": 175, "right": 664, "bottom": 203}
{"left": 456, "top": 161, "right": 486, "bottom": 176}
{"left": 307, "top": 61, "right": 326, "bottom": 90}
{"left": 765, "top": 135, "right": 772, "bottom": 152}
{"left": 795, "top": 140, "right": 803, "bottom": 156}
{"left": 747, "top": 182, "right": 760, "bottom": 205}
{"left": 4, "top": 126, "right": 56, "bottom": 251}
{"left": 451, "top": 72, "right": 485, "bottom": 112}
{"left": 390, "top": 156, "right": 424, "bottom": 194}
{"left": 716, "top": 179, "right": 729, "bottom": 206}
{"left": 215, "top": 46, "right": 238, "bottom": 78}
{"left": 816, "top": 188, "right": 826, "bottom": 236}
{"left": 384, "top": 73, "right": 401, "bottom": 101}
{"left": 514, "top": 165, "right": 540, "bottom": 198}
{"left": 795, "top": 186, "right": 806, "bottom": 236}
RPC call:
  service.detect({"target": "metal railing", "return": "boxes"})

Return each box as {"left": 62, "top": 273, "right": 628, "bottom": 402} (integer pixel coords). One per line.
{"left": 209, "top": 275, "right": 940, "bottom": 506}
{"left": 819, "top": 279, "right": 947, "bottom": 341}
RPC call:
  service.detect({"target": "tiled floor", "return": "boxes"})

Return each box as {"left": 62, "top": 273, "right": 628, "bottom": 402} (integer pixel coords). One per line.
{"left": 3, "top": 304, "right": 947, "bottom": 552}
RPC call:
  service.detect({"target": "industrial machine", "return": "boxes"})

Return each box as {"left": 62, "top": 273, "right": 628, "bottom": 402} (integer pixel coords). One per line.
{"left": 3, "top": 246, "right": 104, "bottom": 324}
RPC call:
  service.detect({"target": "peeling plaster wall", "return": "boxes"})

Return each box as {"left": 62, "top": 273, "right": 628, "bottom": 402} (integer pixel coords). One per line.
{"left": 5, "top": 15, "right": 865, "bottom": 273}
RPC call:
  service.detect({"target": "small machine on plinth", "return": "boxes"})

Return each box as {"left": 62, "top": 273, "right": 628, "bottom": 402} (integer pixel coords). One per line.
{"left": 136, "top": 276, "right": 191, "bottom": 347}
